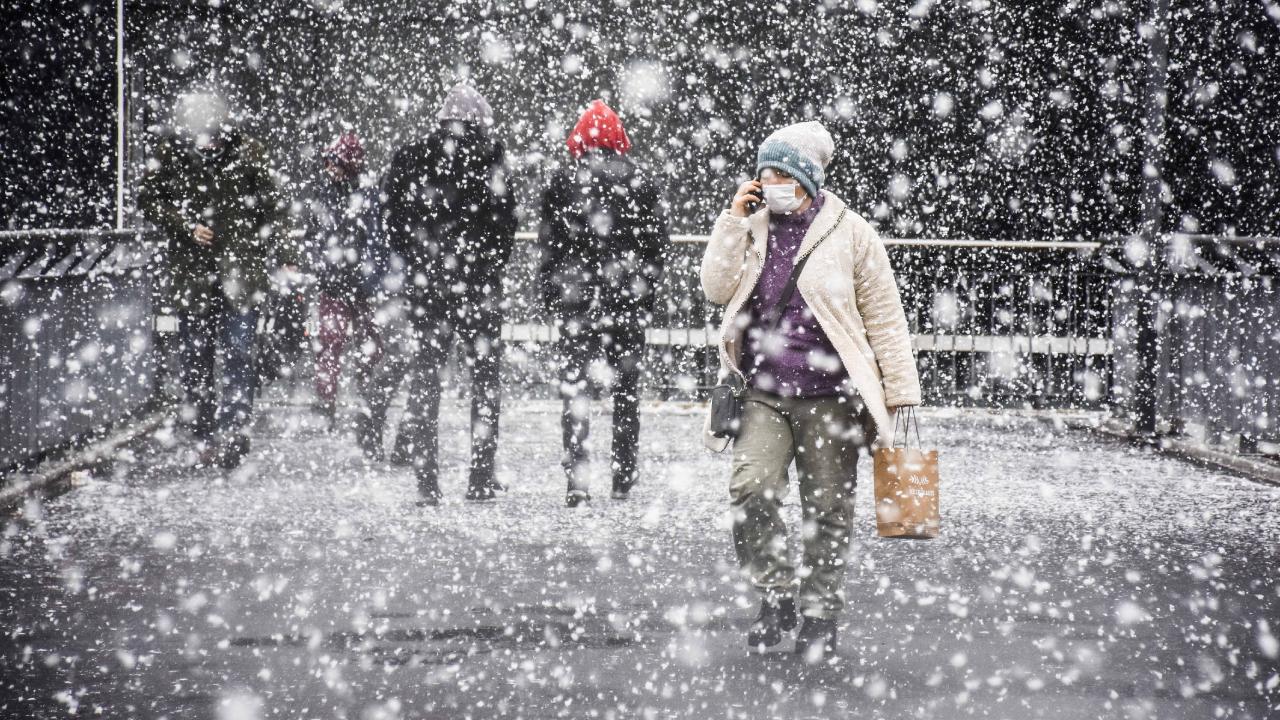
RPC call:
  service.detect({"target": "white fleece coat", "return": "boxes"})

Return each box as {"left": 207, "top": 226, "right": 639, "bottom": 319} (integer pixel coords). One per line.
{"left": 700, "top": 190, "right": 922, "bottom": 452}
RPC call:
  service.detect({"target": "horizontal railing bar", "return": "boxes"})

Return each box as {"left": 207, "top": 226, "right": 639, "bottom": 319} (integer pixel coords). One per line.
{"left": 1167, "top": 233, "right": 1280, "bottom": 246}
{"left": 1100, "top": 233, "right": 1280, "bottom": 246}
{"left": 12, "top": 228, "right": 1277, "bottom": 250}
{"left": 0, "top": 229, "right": 140, "bottom": 241}
{"left": 914, "top": 334, "right": 1114, "bottom": 356}
{"left": 885, "top": 239, "right": 1101, "bottom": 250}
{"left": 153, "top": 315, "right": 1110, "bottom": 355}
{"left": 510, "top": 230, "right": 1102, "bottom": 249}
{"left": 1, "top": 228, "right": 1100, "bottom": 251}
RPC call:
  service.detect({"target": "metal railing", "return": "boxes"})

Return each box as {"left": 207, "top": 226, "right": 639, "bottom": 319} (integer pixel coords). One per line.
{"left": 495, "top": 232, "right": 1113, "bottom": 408}
{"left": 3, "top": 225, "right": 1120, "bottom": 471}
{"left": 1, "top": 229, "right": 158, "bottom": 472}
{"left": 1104, "top": 233, "right": 1280, "bottom": 454}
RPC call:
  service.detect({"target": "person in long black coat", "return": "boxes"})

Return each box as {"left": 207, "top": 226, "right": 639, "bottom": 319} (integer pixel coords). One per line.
{"left": 381, "top": 84, "right": 516, "bottom": 504}
{"left": 537, "top": 99, "right": 669, "bottom": 506}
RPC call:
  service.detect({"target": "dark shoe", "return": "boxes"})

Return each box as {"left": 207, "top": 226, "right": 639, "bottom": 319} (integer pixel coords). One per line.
{"left": 194, "top": 435, "right": 250, "bottom": 470}
{"left": 465, "top": 469, "right": 507, "bottom": 501}
{"left": 794, "top": 617, "right": 838, "bottom": 663}
{"left": 388, "top": 436, "right": 414, "bottom": 466}
{"left": 219, "top": 435, "right": 251, "bottom": 470}
{"left": 611, "top": 478, "right": 635, "bottom": 500}
{"left": 747, "top": 597, "right": 798, "bottom": 651}
{"left": 355, "top": 414, "right": 385, "bottom": 461}
{"left": 417, "top": 474, "right": 442, "bottom": 506}
{"left": 465, "top": 483, "right": 497, "bottom": 502}
{"left": 564, "top": 459, "right": 590, "bottom": 507}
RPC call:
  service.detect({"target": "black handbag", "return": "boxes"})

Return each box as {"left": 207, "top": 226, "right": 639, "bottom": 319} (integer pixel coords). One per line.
{"left": 708, "top": 208, "right": 847, "bottom": 441}
{"left": 708, "top": 371, "right": 746, "bottom": 439}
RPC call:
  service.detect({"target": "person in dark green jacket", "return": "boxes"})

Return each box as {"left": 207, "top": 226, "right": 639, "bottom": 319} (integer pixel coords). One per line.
{"left": 138, "top": 119, "right": 293, "bottom": 469}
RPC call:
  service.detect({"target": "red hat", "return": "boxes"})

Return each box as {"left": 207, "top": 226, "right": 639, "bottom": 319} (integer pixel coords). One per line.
{"left": 323, "top": 133, "right": 366, "bottom": 173}
{"left": 566, "top": 100, "right": 631, "bottom": 158}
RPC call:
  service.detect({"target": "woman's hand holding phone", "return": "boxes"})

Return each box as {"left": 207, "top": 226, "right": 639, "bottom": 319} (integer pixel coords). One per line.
{"left": 731, "top": 179, "right": 763, "bottom": 218}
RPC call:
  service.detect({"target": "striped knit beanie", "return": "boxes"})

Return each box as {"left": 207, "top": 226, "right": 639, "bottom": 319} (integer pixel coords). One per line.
{"left": 756, "top": 121, "right": 836, "bottom": 199}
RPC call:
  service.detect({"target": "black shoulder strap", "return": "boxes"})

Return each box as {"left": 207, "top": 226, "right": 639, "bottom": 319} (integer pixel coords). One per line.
{"left": 761, "top": 207, "right": 848, "bottom": 330}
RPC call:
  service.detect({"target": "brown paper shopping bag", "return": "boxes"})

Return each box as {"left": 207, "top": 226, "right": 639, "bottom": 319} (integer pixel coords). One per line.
{"left": 873, "top": 407, "right": 940, "bottom": 539}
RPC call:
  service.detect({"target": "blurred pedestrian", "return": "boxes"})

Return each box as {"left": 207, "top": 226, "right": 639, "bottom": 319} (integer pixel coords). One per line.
{"left": 139, "top": 93, "right": 294, "bottom": 469}
{"left": 381, "top": 83, "right": 516, "bottom": 504}
{"left": 537, "top": 99, "right": 669, "bottom": 507}
{"left": 302, "top": 132, "right": 389, "bottom": 455}
{"left": 700, "top": 121, "right": 921, "bottom": 660}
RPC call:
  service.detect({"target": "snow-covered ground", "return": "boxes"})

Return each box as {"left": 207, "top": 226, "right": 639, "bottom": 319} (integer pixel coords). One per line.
{"left": 2, "top": 391, "right": 1278, "bottom": 719}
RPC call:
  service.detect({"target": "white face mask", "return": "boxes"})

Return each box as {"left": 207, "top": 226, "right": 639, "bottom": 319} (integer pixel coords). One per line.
{"left": 763, "top": 182, "right": 803, "bottom": 214}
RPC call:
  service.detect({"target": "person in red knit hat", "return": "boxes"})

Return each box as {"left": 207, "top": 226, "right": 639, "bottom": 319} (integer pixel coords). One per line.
{"left": 537, "top": 99, "right": 669, "bottom": 506}
{"left": 566, "top": 99, "right": 633, "bottom": 158}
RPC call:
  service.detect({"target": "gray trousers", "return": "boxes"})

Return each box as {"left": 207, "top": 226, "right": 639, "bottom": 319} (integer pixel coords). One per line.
{"left": 730, "top": 388, "right": 872, "bottom": 619}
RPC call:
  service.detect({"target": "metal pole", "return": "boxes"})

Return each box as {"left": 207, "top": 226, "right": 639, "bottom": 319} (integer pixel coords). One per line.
{"left": 1139, "top": 0, "right": 1169, "bottom": 236}
{"left": 1131, "top": 0, "right": 1170, "bottom": 439}
{"left": 115, "top": 0, "right": 126, "bottom": 230}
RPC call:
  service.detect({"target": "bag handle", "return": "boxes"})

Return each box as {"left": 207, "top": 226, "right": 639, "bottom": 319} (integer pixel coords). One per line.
{"left": 759, "top": 207, "right": 848, "bottom": 331}
{"left": 890, "top": 405, "right": 922, "bottom": 449}
{"left": 723, "top": 369, "right": 746, "bottom": 397}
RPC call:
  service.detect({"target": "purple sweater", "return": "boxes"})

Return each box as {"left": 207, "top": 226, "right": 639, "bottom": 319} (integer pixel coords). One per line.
{"left": 740, "top": 194, "right": 849, "bottom": 398}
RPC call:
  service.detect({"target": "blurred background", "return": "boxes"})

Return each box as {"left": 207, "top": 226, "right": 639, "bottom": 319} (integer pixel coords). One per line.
{"left": 4, "top": 0, "right": 1277, "bottom": 239}
{"left": 3, "top": 0, "right": 1279, "bottom": 470}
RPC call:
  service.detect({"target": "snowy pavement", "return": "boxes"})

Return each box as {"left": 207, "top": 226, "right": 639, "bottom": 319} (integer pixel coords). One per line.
{"left": 2, "top": 392, "right": 1278, "bottom": 719}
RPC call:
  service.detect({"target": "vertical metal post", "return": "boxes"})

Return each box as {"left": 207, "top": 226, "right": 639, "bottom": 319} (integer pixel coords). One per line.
{"left": 115, "top": 0, "right": 126, "bottom": 230}
{"left": 1131, "top": 0, "right": 1170, "bottom": 439}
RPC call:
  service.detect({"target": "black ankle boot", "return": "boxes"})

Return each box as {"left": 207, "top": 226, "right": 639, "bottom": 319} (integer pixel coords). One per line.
{"left": 747, "top": 597, "right": 798, "bottom": 650}
{"left": 466, "top": 478, "right": 505, "bottom": 501}
{"left": 355, "top": 414, "right": 385, "bottom": 461}
{"left": 465, "top": 485, "right": 493, "bottom": 501}
{"left": 611, "top": 472, "right": 636, "bottom": 500}
{"left": 218, "top": 435, "right": 251, "bottom": 470}
{"left": 794, "top": 617, "right": 838, "bottom": 662}
{"left": 564, "top": 460, "right": 590, "bottom": 507}
{"left": 565, "top": 487, "right": 591, "bottom": 507}
{"left": 416, "top": 473, "right": 441, "bottom": 507}
{"left": 465, "top": 464, "right": 506, "bottom": 501}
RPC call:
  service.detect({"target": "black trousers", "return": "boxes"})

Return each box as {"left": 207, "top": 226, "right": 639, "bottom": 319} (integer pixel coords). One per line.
{"left": 397, "top": 306, "right": 503, "bottom": 492}
{"left": 556, "top": 318, "right": 645, "bottom": 492}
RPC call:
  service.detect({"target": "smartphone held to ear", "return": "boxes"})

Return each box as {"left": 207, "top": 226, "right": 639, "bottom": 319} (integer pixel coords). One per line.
{"left": 745, "top": 180, "right": 763, "bottom": 214}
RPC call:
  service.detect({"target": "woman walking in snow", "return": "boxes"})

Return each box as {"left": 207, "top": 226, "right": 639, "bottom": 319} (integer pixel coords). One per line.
{"left": 700, "top": 121, "right": 921, "bottom": 661}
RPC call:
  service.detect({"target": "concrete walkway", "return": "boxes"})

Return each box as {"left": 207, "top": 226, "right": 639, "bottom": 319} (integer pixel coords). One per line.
{"left": 2, "top": 392, "right": 1278, "bottom": 719}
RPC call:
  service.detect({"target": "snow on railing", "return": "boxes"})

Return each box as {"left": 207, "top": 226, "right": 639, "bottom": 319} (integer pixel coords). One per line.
{"left": 510, "top": 230, "right": 1103, "bottom": 250}
{"left": 4, "top": 227, "right": 1118, "bottom": 411}
{"left": 1, "top": 228, "right": 158, "bottom": 471}
{"left": 0, "top": 229, "right": 149, "bottom": 280}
